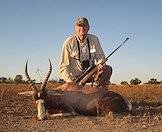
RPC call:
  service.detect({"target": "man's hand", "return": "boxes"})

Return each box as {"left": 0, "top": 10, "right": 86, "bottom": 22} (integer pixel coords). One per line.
{"left": 97, "top": 59, "right": 105, "bottom": 71}
{"left": 93, "top": 62, "right": 105, "bottom": 81}
{"left": 97, "top": 63, "right": 104, "bottom": 71}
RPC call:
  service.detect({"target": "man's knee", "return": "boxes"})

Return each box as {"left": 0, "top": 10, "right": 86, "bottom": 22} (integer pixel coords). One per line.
{"left": 105, "top": 65, "right": 113, "bottom": 77}
{"left": 99, "top": 65, "right": 113, "bottom": 81}
{"left": 97, "top": 65, "right": 113, "bottom": 88}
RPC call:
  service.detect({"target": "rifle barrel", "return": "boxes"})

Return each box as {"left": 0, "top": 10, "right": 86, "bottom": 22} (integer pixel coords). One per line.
{"left": 102, "top": 37, "right": 129, "bottom": 64}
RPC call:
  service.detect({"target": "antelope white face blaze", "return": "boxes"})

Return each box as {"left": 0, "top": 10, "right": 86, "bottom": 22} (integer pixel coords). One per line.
{"left": 36, "top": 99, "right": 46, "bottom": 120}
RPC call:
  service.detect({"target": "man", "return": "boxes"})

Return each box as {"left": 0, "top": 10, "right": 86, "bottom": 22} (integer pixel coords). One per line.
{"left": 59, "top": 16, "right": 112, "bottom": 88}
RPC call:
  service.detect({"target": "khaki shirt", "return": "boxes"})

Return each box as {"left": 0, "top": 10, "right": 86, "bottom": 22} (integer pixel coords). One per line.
{"left": 59, "top": 34, "right": 105, "bottom": 82}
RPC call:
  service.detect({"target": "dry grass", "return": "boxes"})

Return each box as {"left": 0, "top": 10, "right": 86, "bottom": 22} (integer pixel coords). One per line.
{"left": 1, "top": 83, "right": 162, "bottom": 131}
{"left": 110, "top": 84, "right": 162, "bottom": 103}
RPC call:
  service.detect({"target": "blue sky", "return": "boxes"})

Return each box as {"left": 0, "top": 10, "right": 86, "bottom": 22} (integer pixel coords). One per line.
{"left": 0, "top": 0, "right": 162, "bottom": 84}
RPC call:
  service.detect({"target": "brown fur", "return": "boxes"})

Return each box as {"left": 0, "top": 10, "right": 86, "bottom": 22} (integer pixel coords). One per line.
{"left": 56, "top": 82, "right": 100, "bottom": 94}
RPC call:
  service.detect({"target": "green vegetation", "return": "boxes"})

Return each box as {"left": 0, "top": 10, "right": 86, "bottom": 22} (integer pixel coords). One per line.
{"left": 0, "top": 75, "right": 161, "bottom": 85}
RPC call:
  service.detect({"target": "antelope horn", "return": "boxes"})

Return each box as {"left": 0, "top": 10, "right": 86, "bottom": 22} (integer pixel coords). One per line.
{"left": 25, "top": 60, "right": 37, "bottom": 92}
{"left": 41, "top": 59, "right": 52, "bottom": 90}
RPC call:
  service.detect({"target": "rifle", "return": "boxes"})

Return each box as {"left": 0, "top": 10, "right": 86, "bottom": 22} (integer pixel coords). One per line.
{"left": 74, "top": 37, "right": 129, "bottom": 85}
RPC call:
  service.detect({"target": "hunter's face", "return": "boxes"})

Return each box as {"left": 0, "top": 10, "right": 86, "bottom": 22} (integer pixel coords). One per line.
{"left": 75, "top": 24, "right": 89, "bottom": 38}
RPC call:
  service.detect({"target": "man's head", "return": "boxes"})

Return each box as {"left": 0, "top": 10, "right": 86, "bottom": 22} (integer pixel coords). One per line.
{"left": 75, "top": 17, "right": 89, "bottom": 27}
{"left": 75, "top": 17, "right": 90, "bottom": 40}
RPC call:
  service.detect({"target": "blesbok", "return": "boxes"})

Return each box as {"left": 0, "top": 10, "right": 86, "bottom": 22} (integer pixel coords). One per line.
{"left": 24, "top": 59, "right": 132, "bottom": 120}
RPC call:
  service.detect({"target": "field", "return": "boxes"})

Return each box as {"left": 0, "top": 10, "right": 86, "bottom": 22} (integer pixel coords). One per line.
{"left": 1, "top": 83, "right": 162, "bottom": 131}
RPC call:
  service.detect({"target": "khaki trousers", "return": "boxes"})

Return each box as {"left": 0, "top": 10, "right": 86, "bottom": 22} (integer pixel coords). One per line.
{"left": 85, "top": 65, "right": 113, "bottom": 88}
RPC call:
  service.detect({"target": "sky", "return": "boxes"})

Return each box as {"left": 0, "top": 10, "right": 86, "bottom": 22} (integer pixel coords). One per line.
{"left": 0, "top": 0, "right": 162, "bottom": 84}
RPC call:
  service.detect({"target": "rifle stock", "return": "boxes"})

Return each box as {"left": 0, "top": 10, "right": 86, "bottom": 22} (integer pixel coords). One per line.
{"left": 78, "top": 66, "right": 98, "bottom": 85}
{"left": 74, "top": 37, "right": 129, "bottom": 85}
{"left": 74, "top": 65, "right": 95, "bottom": 84}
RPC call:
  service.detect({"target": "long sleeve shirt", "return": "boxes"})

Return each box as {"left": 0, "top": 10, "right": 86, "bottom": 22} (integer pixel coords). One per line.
{"left": 59, "top": 34, "right": 105, "bottom": 82}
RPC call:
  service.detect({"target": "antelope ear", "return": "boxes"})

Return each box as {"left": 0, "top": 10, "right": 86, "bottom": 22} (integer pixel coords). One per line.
{"left": 18, "top": 91, "right": 34, "bottom": 96}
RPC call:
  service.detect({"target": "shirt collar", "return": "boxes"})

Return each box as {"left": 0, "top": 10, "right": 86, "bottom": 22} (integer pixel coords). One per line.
{"left": 76, "top": 35, "right": 87, "bottom": 43}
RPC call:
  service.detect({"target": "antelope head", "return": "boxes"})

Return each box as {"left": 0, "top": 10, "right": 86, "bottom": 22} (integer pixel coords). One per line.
{"left": 25, "top": 59, "right": 52, "bottom": 100}
{"left": 25, "top": 59, "right": 53, "bottom": 120}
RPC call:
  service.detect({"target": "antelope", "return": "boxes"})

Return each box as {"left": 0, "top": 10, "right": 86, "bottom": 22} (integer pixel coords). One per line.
{"left": 24, "top": 59, "right": 132, "bottom": 120}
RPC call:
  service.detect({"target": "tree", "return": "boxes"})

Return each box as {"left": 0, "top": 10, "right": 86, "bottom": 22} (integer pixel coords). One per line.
{"left": 147, "top": 78, "right": 160, "bottom": 84}
{"left": 0, "top": 77, "right": 7, "bottom": 83}
{"left": 120, "top": 81, "right": 129, "bottom": 85}
{"left": 14, "top": 74, "right": 24, "bottom": 84}
{"left": 130, "top": 78, "right": 141, "bottom": 85}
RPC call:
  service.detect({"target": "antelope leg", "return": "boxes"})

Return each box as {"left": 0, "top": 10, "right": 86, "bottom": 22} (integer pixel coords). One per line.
{"left": 49, "top": 113, "right": 73, "bottom": 117}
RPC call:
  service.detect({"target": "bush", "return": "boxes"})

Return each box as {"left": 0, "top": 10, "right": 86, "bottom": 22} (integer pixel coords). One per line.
{"left": 121, "top": 81, "right": 129, "bottom": 85}
{"left": 130, "top": 78, "right": 141, "bottom": 85}
{"left": 14, "top": 75, "right": 24, "bottom": 84}
{"left": 147, "top": 78, "right": 160, "bottom": 84}
{"left": 0, "top": 77, "right": 7, "bottom": 83}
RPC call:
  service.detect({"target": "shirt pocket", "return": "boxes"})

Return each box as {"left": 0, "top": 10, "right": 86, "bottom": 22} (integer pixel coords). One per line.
{"left": 71, "top": 47, "right": 79, "bottom": 60}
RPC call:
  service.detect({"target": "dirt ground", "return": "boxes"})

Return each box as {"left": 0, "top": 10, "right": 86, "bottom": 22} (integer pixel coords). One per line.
{"left": 1, "top": 84, "right": 162, "bottom": 131}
